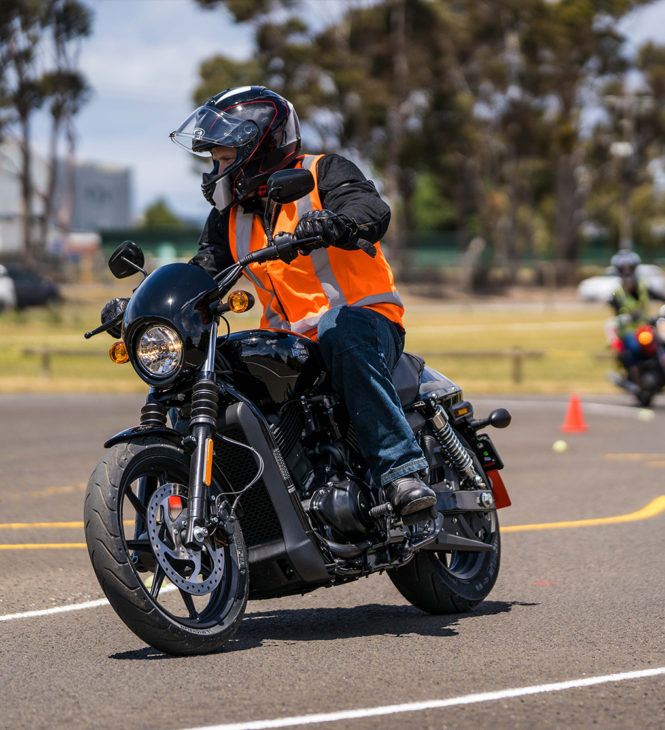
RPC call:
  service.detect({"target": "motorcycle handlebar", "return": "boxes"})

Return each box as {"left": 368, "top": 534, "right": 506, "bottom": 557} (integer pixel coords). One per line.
{"left": 84, "top": 313, "right": 123, "bottom": 339}
{"left": 239, "top": 234, "right": 323, "bottom": 266}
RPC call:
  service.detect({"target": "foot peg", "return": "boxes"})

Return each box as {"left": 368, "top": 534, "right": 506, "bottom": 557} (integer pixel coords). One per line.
{"left": 369, "top": 502, "right": 394, "bottom": 519}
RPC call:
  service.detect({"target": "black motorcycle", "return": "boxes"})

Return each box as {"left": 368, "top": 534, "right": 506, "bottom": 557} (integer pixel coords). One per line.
{"left": 83, "top": 168, "right": 512, "bottom": 656}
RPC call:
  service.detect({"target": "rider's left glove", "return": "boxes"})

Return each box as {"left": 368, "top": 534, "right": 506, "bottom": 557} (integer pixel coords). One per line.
{"left": 101, "top": 297, "right": 129, "bottom": 338}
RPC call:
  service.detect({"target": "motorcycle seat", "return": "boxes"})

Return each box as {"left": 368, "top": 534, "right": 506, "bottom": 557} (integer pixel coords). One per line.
{"left": 392, "top": 352, "right": 425, "bottom": 405}
{"left": 392, "top": 351, "right": 463, "bottom": 407}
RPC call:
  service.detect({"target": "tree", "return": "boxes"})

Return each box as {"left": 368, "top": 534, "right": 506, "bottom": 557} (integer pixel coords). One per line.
{"left": 141, "top": 198, "right": 188, "bottom": 230}
{"left": 0, "top": 0, "right": 91, "bottom": 265}
{"left": 191, "top": 0, "right": 657, "bottom": 282}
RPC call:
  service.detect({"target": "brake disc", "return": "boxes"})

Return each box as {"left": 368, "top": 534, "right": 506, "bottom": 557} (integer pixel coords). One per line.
{"left": 146, "top": 483, "right": 225, "bottom": 595}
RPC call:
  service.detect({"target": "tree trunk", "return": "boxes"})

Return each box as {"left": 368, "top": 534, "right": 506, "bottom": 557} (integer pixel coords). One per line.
{"left": 383, "top": 0, "right": 408, "bottom": 275}
{"left": 553, "top": 150, "right": 582, "bottom": 284}
{"left": 19, "top": 114, "right": 36, "bottom": 267}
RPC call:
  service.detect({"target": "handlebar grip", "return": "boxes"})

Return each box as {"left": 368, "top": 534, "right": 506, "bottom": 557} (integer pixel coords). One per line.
{"left": 239, "top": 235, "right": 323, "bottom": 266}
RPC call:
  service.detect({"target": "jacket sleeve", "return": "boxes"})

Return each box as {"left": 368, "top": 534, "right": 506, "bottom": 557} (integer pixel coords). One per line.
{"left": 315, "top": 154, "right": 391, "bottom": 244}
{"left": 189, "top": 208, "right": 235, "bottom": 276}
{"left": 647, "top": 287, "right": 665, "bottom": 303}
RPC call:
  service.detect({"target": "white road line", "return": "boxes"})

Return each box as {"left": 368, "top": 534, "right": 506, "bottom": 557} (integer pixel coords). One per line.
{"left": 181, "top": 667, "right": 665, "bottom": 730}
{"left": 0, "top": 597, "right": 109, "bottom": 621}
{"left": 0, "top": 585, "right": 176, "bottom": 622}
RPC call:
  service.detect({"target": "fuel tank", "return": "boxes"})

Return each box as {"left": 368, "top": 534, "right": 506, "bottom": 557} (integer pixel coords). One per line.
{"left": 217, "top": 329, "right": 327, "bottom": 408}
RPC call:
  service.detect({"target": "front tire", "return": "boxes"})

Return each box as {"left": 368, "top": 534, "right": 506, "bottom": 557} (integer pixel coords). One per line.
{"left": 84, "top": 437, "right": 248, "bottom": 655}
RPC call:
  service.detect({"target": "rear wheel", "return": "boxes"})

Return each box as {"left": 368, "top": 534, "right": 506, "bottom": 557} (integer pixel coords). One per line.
{"left": 388, "top": 512, "right": 500, "bottom": 613}
{"left": 388, "top": 434, "right": 501, "bottom": 614}
{"left": 84, "top": 437, "right": 248, "bottom": 655}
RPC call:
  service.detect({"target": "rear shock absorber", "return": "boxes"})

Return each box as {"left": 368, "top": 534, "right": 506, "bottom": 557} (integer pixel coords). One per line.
{"left": 429, "top": 403, "right": 485, "bottom": 488}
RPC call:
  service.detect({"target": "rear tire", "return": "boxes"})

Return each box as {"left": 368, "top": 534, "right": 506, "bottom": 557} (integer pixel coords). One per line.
{"left": 84, "top": 437, "right": 248, "bottom": 655}
{"left": 388, "top": 523, "right": 500, "bottom": 613}
{"left": 389, "top": 432, "right": 501, "bottom": 614}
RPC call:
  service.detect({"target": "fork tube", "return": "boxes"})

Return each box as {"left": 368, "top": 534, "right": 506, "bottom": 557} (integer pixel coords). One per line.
{"left": 185, "top": 320, "right": 220, "bottom": 548}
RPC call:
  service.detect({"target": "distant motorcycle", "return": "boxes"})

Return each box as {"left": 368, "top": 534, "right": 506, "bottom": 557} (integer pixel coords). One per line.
{"left": 606, "top": 307, "right": 665, "bottom": 406}
{"left": 83, "top": 168, "right": 512, "bottom": 656}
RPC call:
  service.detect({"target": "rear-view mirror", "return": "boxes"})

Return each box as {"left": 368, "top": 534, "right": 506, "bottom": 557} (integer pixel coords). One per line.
{"left": 108, "top": 241, "right": 145, "bottom": 279}
{"left": 266, "top": 169, "right": 314, "bottom": 205}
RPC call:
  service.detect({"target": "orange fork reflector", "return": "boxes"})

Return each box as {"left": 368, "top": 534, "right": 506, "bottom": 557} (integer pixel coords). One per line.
{"left": 204, "top": 438, "right": 214, "bottom": 486}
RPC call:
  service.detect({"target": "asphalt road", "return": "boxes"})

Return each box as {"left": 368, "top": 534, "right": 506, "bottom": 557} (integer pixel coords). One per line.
{"left": 1, "top": 392, "right": 664, "bottom": 729}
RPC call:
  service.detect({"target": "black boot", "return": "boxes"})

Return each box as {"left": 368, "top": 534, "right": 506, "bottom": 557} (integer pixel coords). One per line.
{"left": 385, "top": 474, "right": 436, "bottom": 516}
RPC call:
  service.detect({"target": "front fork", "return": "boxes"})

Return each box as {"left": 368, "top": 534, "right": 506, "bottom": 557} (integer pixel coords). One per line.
{"left": 185, "top": 320, "right": 220, "bottom": 548}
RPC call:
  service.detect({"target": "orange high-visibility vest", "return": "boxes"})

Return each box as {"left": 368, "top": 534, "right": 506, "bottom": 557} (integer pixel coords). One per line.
{"left": 228, "top": 154, "right": 404, "bottom": 339}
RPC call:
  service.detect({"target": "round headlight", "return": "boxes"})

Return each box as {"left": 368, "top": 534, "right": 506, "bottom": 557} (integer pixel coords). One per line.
{"left": 136, "top": 325, "right": 183, "bottom": 378}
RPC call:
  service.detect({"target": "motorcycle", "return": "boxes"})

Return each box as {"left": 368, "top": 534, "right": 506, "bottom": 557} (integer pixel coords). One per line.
{"left": 606, "top": 307, "right": 665, "bottom": 406}
{"left": 83, "top": 168, "right": 512, "bottom": 656}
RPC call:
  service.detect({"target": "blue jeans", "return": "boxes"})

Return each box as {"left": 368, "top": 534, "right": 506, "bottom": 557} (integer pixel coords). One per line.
{"left": 317, "top": 306, "right": 428, "bottom": 488}
{"left": 620, "top": 333, "right": 642, "bottom": 367}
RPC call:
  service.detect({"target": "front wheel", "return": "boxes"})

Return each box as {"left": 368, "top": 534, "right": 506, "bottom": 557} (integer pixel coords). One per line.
{"left": 84, "top": 437, "right": 248, "bottom": 655}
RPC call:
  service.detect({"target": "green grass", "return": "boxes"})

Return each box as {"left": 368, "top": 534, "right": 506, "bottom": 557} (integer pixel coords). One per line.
{"left": 403, "top": 302, "right": 616, "bottom": 394}
{"left": 0, "top": 287, "right": 621, "bottom": 394}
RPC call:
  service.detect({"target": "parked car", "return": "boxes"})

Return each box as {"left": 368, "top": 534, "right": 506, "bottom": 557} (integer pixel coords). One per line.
{"left": 577, "top": 264, "right": 665, "bottom": 302}
{"left": 5, "top": 265, "right": 61, "bottom": 309}
{"left": 0, "top": 265, "right": 17, "bottom": 311}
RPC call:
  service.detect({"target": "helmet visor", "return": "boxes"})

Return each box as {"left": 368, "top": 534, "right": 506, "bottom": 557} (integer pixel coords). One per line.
{"left": 170, "top": 106, "right": 260, "bottom": 156}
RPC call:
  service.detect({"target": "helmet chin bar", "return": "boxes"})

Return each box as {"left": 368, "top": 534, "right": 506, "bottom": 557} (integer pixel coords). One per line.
{"left": 210, "top": 175, "right": 234, "bottom": 213}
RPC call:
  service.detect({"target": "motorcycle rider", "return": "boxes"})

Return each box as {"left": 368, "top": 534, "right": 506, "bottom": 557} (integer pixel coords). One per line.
{"left": 608, "top": 248, "right": 665, "bottom": 387}
{"left": 102, "top": 86, "right": 435, "bottom": 518}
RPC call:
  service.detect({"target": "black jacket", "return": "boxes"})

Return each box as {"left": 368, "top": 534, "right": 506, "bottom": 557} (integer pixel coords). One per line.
{"left": 189, "top": 153, "right": 391, "bottom": 277}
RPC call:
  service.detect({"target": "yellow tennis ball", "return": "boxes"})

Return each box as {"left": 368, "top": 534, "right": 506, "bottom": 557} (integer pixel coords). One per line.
{"left": 638, "top": 408, "right": 655, "bottom": 422}
{"left": 552, "top": 440, "right": 568, "bottom": 453}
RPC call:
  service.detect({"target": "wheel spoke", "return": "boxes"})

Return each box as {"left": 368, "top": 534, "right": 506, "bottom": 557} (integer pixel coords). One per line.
{"left": 456, "top": 514, "right": 480, "bottom": 541}
{"left": 179, "top": 589, "right": 198, "bottom": 619}
{"left": 125, "top": 486, "right": 147, "bottom": 521}
{"left": 150, "top": 565, "right": 166, "bottom": 598}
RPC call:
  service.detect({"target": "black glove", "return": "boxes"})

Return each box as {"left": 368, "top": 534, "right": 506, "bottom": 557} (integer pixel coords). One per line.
{"left": 273, "top": 232, "right": 299, "bottom": 264}
{"left": 294, "top": 210, "right": 358, "bottom": 248}
{"left": 101, "top": 297, "right": 129, "bottom": 338}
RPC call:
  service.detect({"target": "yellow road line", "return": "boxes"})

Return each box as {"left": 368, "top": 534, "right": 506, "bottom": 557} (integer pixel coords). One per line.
{"left": 0, "top": 521, "right": 84, "bottom": 530}
{"left": 1, "top": 496, "right": 665, "bottom": 549}
{"left": 604, "top": 453, "right": 665, "bottom": 461}
{"left": 502, "top": 495, "right": 665, "bottom": 532}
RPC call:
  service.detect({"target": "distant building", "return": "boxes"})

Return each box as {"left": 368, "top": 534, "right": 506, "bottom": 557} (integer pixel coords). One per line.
{"left": 66, "top": 160, "right": 132, "bottom": 233}
{"left": 0, "top": 139, "right": 132, "bottom": 255}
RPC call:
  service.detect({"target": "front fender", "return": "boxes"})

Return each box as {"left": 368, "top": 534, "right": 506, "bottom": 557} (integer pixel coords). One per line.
{"left": 103, "top": 425, "right": 185, "bottom": 449}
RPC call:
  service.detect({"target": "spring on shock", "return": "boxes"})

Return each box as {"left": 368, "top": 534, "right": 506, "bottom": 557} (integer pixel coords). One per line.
{"left": 430, "top": 405, "right": 484, "bottom": 487}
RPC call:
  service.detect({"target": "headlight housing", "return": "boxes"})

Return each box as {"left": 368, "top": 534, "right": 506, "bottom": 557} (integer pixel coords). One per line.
{"left": 135, "top": 325, "right": 183, "bottom": 380}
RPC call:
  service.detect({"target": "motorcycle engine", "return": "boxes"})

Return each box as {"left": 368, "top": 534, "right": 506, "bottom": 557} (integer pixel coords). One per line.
{"left": 309, "top": 473, "right": 372, "bottom": 539}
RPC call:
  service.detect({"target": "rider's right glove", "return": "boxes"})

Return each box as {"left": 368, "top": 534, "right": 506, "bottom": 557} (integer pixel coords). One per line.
{"left": 101, "top": 297, "right": 129, "bottom": 338}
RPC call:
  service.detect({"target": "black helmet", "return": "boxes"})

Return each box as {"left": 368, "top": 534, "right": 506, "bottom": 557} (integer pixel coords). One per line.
{"left": 170, "top": 86, "right": 301, "bottom": 213}
{"left": 610, "top": 248, "right": 641, "bottom": 279}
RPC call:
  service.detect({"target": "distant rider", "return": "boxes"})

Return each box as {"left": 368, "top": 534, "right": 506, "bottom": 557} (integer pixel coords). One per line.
{"left": 608, "top": 248, "right": 665, "bottom": 387}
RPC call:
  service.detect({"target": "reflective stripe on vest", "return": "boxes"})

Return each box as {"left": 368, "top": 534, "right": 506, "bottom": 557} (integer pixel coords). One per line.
{"left": 229, "top": 154, "right": 403, "bottom": 335}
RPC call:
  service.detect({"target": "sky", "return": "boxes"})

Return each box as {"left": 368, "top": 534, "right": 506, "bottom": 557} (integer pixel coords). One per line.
{"left": 31, "top": 0, "right": 665, "bottom": 227}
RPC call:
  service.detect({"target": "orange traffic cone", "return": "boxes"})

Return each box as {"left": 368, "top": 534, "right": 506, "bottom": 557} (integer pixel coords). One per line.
{"left": 560, "top": 394, "right": 588, "bottom": 433}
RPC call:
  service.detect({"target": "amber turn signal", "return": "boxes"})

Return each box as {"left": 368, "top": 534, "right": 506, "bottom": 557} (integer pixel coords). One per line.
{"left": 227, "top": 290, "right": 254, "bottom": 313}
{"left": 109, "top": 341, "right": 129, "bottom": 364}
{"left": 638, "top": 329, "right": 654, "bottom": 346}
